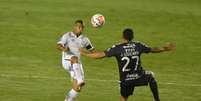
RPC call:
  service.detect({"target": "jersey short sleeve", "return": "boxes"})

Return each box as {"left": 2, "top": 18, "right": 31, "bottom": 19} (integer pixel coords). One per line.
{"left": 82, "top": 37, "right": 94, "bottom": 51}
{"left": 138, "top": 42, "right": 151, "bottom": 53}
{"left": 57, "top": 33, "right": 68, "bottom": 46}
{"left": 104, "top": 45, "right": 119, "bottom": 57}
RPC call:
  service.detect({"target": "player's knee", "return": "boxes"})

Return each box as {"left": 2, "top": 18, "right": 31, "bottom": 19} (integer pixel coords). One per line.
{"left": 151, "top": 72, "right": 155, "bottom": 77}
{"left": 120, "top": 96, "right": 128, "bottom": 101}
{"left": 149, "top": 74, "right": 157, "bottom": 84}
{"left": 145, "top": 71, "right": 156, "bottom": 83}
{"left": 80, "top": 82, "right": 85, "bottom": 87}
{"left": 71, "top": 56, "right": 78, "bottom": 64}
{"left": 72, "top": 84, "right": 81, "bottom": 92}
{"left": 145, "top": 71, "right": 155, "bottom": 77}
{"left": 78, "top": 81, "right": 85, "bottom": 89}
{"left": 73, "top": 84, "right": 85, "bottom": 92}
{"left": 73, "top": 87, "right": 81, "bottom": 92}
{"left": 73, "top": 81, "right": 85, "bottom": 92}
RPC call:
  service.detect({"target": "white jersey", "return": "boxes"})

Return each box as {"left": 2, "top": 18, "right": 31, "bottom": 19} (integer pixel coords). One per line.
{"left": 57, "top": 32, "right": 94, "bottom": 59}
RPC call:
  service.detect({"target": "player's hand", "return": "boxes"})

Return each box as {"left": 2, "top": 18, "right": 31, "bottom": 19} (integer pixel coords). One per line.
{"left": 164, "top": 42, "right": 175, "bottom": 51}
{"left": 57, "top": 44, "right": 70, "bottom": 52}
{"left": 63, "top": 47, "right": 70, "bottom": 52}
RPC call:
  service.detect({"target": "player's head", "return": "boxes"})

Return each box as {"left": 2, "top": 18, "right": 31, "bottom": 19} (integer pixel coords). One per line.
{"left": 73, "top": 20, "right": 85, "bottom": 35}
{"left": 122, "top": 28, "right": 134, "bottom": 42}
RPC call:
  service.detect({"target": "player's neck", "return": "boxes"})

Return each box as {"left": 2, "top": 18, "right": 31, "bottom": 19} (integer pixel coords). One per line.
{"left": 72, "top": 31, "right": 81, "bottom": 37}
{"left": 122, "top": 40, "right": 133, "bottom": 44}
{"left": 122, "top": 40, "right": 129, "bottom": 43}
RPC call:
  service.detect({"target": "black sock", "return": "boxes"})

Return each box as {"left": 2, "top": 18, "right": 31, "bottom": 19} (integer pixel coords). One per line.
{"left": 149, "top": 78, "right": 160, "bottom": 101}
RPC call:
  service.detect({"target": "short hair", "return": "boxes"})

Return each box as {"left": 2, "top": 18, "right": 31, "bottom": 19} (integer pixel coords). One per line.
{"left": 75, "top": 19, "right": 84, "bottom": 25}
{"left": 74, "top": 19, "right": 84, "bottom": 28}
{"left": 123, "top": 28, "right": 134, "bottom": 41}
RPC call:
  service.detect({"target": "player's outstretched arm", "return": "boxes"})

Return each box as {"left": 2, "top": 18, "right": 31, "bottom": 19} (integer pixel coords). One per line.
{"left": 151, "top": 42, "right": 175, "bottom": 53}
{"left": 80, "top": 49, "right": 106, "bottom": 59}
{"left": 57, "top": 44, "right": 69, "bottom": 52}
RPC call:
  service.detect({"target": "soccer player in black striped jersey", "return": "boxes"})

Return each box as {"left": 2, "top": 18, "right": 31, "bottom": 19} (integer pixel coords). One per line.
{"left": 81, "top": 28, "right": 175, "bottom": 101}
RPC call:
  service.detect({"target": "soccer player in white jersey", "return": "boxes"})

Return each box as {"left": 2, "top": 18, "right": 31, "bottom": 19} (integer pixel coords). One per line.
{"left": 57, "top": 20, "right": 94, "bottom": 101}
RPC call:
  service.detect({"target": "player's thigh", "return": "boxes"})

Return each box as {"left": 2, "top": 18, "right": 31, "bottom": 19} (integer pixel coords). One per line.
{"left": 73, "top": 63, "right": 85, "bottom": 85}
{"left": 62, "top": 58, "right": 71, "bottom": 70}
{"left": 135, "top": 70, "right": 154, "bottom": 86}
{"left": 63, "top": 54, "right": 84, "bottom": 84}
{"left": 144, "top": 70, "right": 155, "bottom": 82}
{"left": 62, "top": 54, "right": 77, "bottom": 77}
{"left": 62, "top": 53, "right": 79, "bottom": 69}
{"left": 120, "top": 81, "right": 135, "bottom": 98}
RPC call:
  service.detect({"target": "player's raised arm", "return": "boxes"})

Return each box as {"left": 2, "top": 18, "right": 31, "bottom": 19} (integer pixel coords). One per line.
{"left": 81, "top": 43, "right": 119, "bottom": 59}
{"left": 80, "top": 49, "right": 106, "bottom": 58}
{"left": 151, "top": 42, "right": 175, "bottom": 53}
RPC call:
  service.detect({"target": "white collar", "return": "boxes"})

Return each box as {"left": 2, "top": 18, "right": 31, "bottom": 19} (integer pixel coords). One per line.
{"left": 70, "top": 32, "right": 83, "bottom": 38}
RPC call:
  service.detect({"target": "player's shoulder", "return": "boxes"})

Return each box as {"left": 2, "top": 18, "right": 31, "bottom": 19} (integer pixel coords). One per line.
{"left": 133, "top": 41, "right": 142, "bottom": 44}
{"left": 61, "top": 32, "right": 72, "bottom": 37}
{"left": 105, "top": 43, "right": 120, "bottom": 52}
{"left": 105, "top": 43, "right": 121, "bottom": 53}
{"left": 112, "top": 43, "right": 121, "bottom": 46}
{"left": 80, "top": 34, "right": 91, "bottom": 41}
{"left": 110, "top": 43, "right": 123, "bottom": 49}
{"left": 63, "top": 32, "right": 71, "bottom": 35}
{"left": 134, "top": 41, "right": 150, "bottom": 47}
{"left": 134, "top": 41, "right": 145, "bottom": 45}
{"left": 79, "top": 34, "right": 87, "bottom": 38}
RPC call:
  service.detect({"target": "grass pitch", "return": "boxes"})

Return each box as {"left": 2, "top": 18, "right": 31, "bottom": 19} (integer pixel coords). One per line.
{"left": 0, "top": 0, "right": 201, "bottom": 101}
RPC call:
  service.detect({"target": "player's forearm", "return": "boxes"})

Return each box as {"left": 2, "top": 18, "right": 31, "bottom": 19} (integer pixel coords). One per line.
{"left": 88, "top": 48, "right": 97, "bottom": 53}
{"left": 150, "top": 47, "right": 166, "bottom": 53}
{"left": 57, "top": 44, "right": 69, "bottom": 52}
{"left": 151, "top": 43, "right": 175, "bottom": 53}
{"left": 151, "top": 45, "right": 173, "bottom": 53}
{"left": 85, "top": 52, "right": 106, "bottom": 59}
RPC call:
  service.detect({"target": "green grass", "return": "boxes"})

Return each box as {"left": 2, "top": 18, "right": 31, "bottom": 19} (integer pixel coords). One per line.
{"left": 0, "top": 0, "right": 201, "bottom": 101}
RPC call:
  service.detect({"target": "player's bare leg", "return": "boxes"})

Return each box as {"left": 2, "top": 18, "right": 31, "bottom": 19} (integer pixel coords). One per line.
{"left": 65, "top": 56, "right": 85, "bottom": 101}
{"left": 120, "top": 96, "right": 128, "bottom": 101}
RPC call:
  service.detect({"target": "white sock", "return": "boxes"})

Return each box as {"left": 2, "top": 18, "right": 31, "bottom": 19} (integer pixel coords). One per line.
{"left": 65, "top": 89, "right": 78, "bottom": 101}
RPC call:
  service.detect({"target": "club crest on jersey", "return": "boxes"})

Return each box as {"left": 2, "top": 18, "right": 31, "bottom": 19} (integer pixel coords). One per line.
{"left": 71, "top": 39, "right": 75, "bottom": 42}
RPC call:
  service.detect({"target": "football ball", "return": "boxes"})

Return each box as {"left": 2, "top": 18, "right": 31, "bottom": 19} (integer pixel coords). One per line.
{"left": 91, "top": 14, "right": 105, "bottom": 28}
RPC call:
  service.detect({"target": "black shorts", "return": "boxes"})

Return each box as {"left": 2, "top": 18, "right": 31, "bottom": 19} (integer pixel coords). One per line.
{"left": 120, "top": 71, "right": 154, "bottom": 98}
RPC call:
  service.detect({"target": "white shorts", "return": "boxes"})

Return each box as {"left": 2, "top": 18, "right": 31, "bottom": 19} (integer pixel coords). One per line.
{"left": 62, "top": 54, "right": 84, "bottom": 85}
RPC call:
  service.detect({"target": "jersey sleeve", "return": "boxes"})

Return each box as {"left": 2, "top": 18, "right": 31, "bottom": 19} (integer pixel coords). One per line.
{"left": 82, "top": 37, "right": 94, "bottom": 51}
{"left": 104, "top": 45, "right": 119, "bottom": 57}
{"left": 138, "top": 42, "right": 151, "bottom": 53}
{"left": 57, "top": 33, "right": 68, "bottom": 46}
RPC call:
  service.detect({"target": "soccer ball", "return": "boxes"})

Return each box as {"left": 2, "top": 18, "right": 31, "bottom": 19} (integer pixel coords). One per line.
{"left": 91, "top": 14, "right": 105, "bottom": 28}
